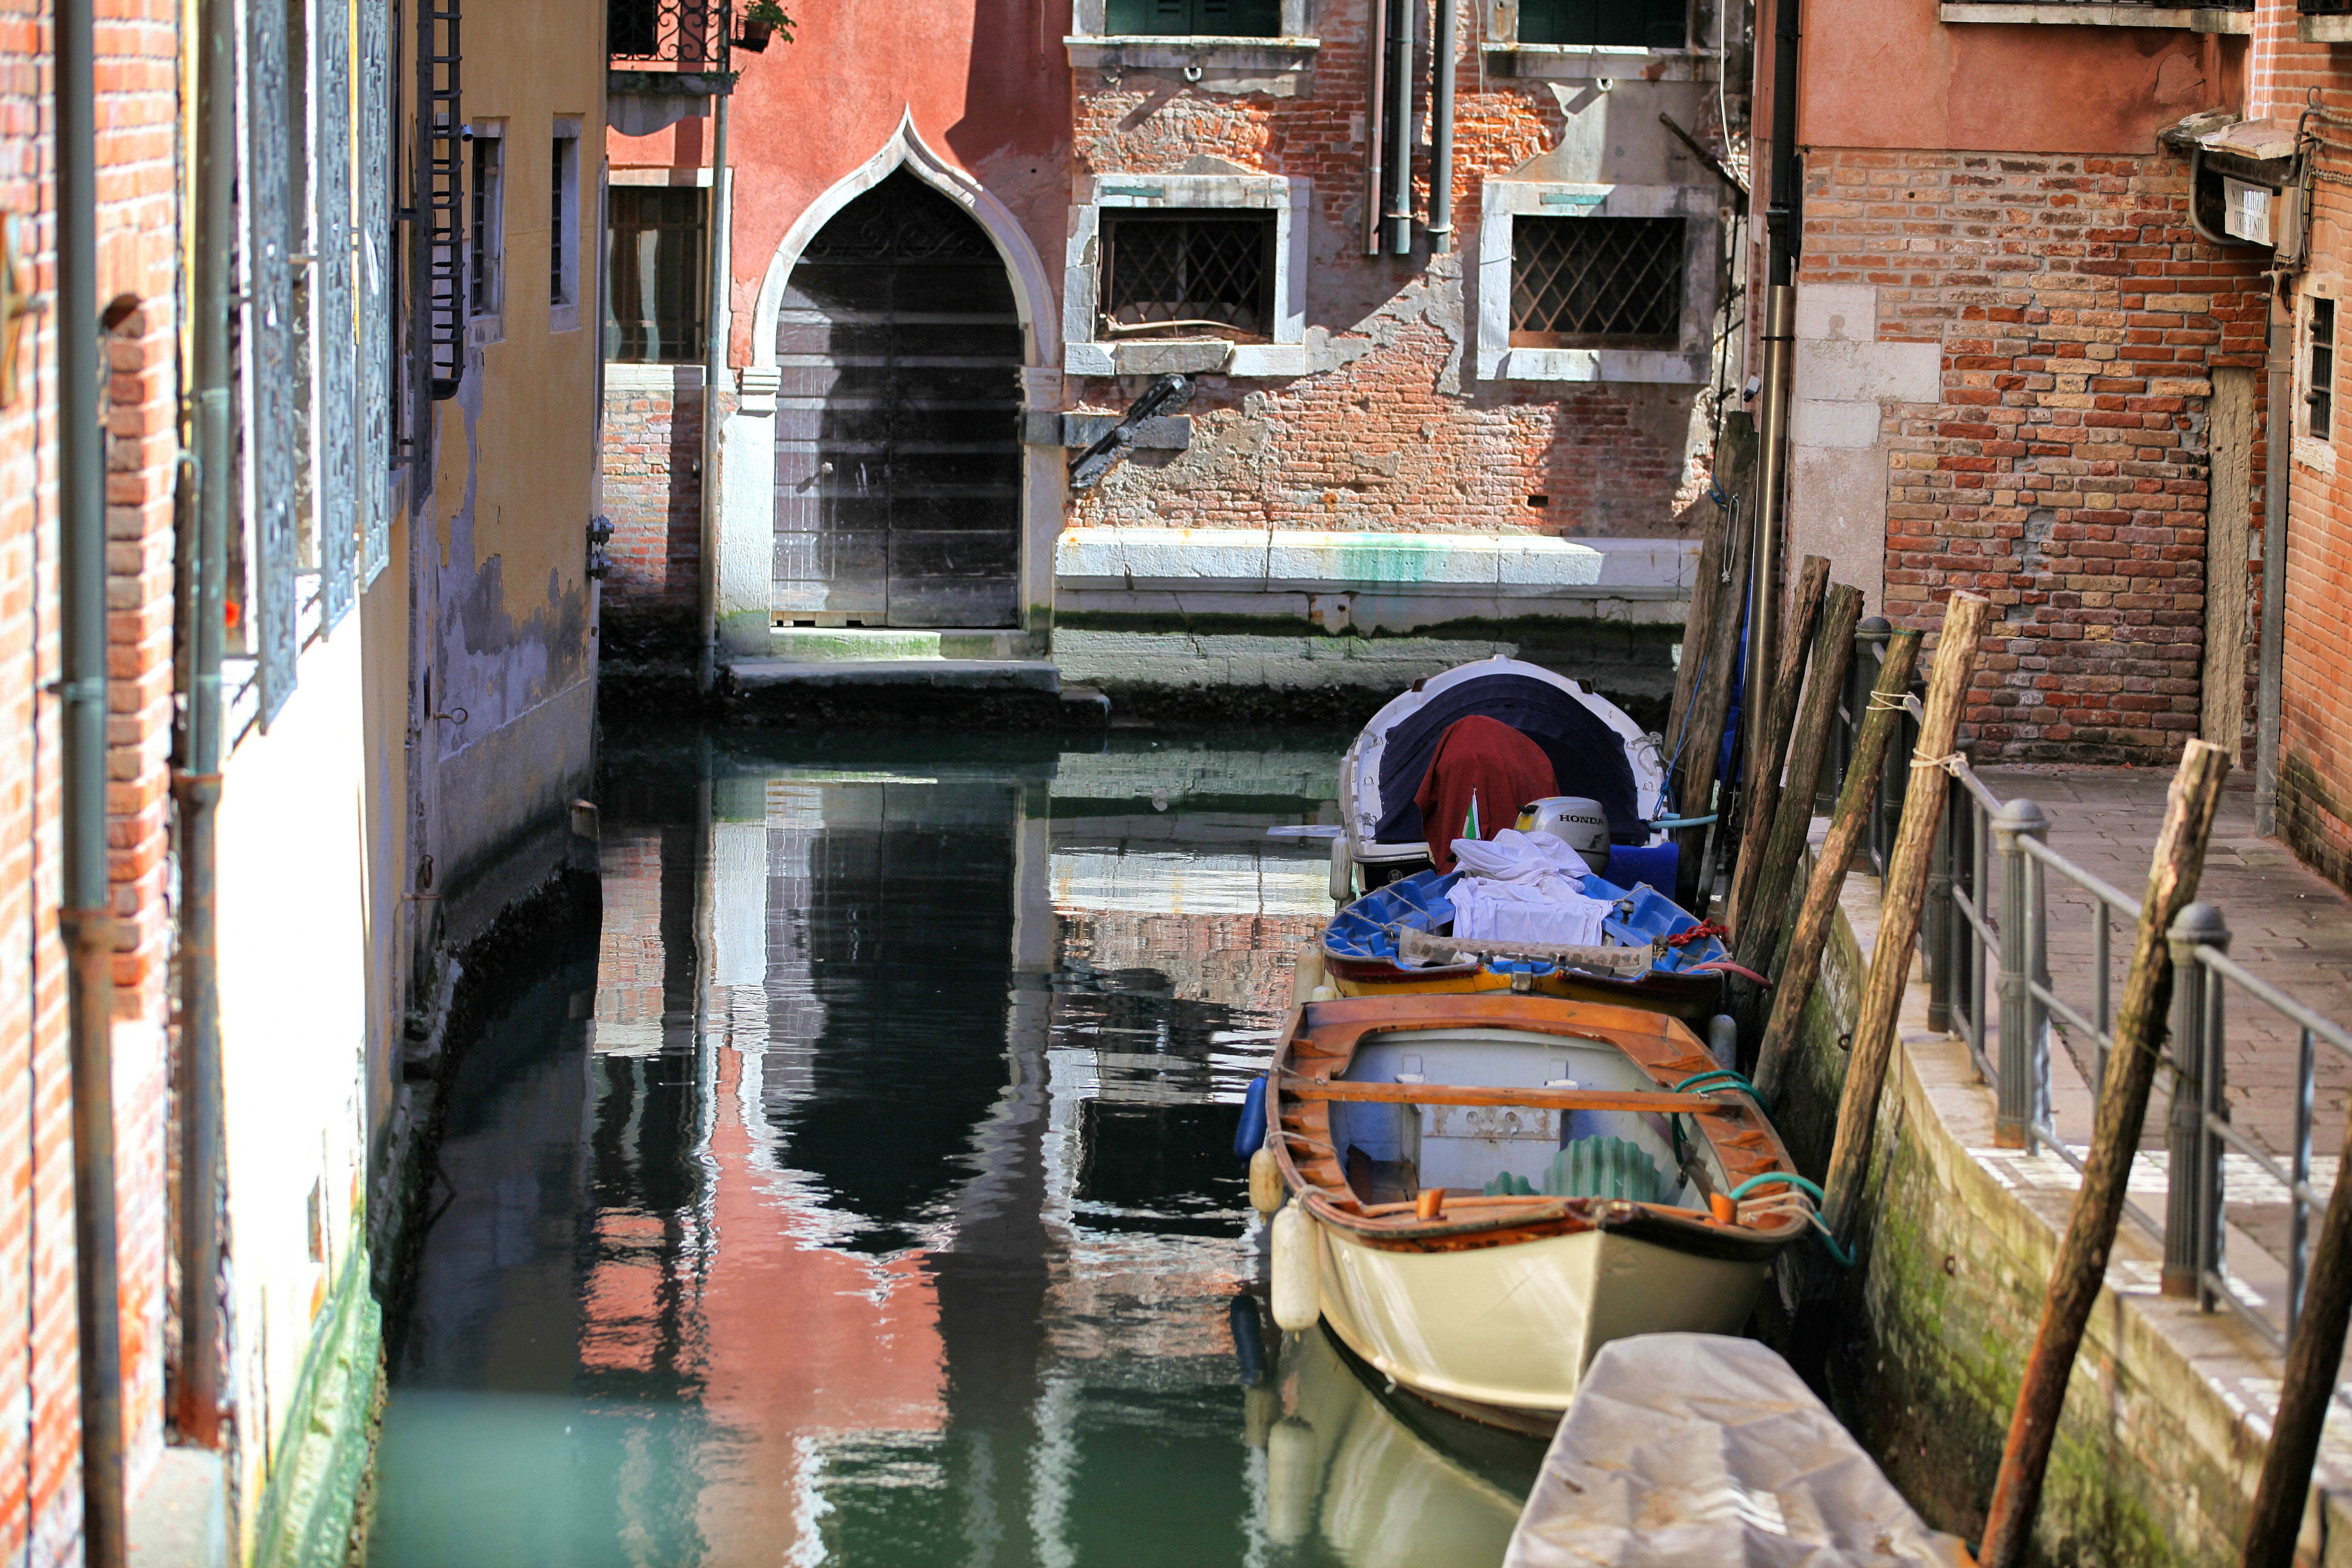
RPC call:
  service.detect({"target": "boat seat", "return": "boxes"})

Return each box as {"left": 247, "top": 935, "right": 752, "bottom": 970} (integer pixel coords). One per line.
{"left": 1482, "top": 1136, "right": 1662, "bottom": 1204}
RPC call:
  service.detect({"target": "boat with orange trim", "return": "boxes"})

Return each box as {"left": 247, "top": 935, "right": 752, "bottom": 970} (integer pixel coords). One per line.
{"left": 1252, "top": 993, "right": 1813, "bottom": 1435}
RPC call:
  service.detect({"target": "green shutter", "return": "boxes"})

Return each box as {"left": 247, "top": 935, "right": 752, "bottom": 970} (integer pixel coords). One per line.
{"left": 1106, "top": 0, "right": 1278, "bottom": 34}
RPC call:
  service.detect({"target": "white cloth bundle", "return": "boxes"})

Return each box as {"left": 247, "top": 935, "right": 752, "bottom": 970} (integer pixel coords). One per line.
{"left": 1445, "top": 828, "right": 1612, "bottom": 947}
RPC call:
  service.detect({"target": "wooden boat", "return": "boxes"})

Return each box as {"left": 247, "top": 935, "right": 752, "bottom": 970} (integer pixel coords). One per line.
{"left": 1262, "top": 993, "right": 1811, "bottom": 1435}
{"left": 1301, "top": 866, "right": 1735, "bottom": 1026}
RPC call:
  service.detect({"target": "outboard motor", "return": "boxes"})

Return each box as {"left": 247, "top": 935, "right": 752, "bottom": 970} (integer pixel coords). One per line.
{"left": 1516, "top": 796, "right": 1612, "bottom": 875}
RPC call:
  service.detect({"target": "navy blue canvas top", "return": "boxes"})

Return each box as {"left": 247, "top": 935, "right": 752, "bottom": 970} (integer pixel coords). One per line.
{"left": 1372, "top": 674, "right": 1643, "bottom": 847}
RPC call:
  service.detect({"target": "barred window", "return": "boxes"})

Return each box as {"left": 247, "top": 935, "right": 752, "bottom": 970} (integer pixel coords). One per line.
{"left": 1104, "top": 0, "right": 1279, "bottom": 35}
{"left": 2309, "top": 296, "right": 2335, "bottom": 443}
{"left": 604, "top": 186, "right": 706, "bottom": 364}
{"left": 468, "top": 129, "right": 505, "bottom": 320}
{"left": 1515, "top": 0, "right": 1686, "bottom": 48}
{"left": 1509, "top": 215, "right": 1685, "bottom": 350}
{"left": 1100, "top": 211, "right": 1274, "bottom": 340}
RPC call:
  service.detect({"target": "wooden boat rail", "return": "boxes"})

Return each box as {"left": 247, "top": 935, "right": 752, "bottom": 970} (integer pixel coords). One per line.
{"left": 1277, "top": 1076, "right": 1742, "bottom": 1117}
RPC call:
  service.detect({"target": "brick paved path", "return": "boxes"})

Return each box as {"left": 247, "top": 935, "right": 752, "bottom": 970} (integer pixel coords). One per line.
{"left": 1974, "top": 766, "right": 2352, "bottom": 1282}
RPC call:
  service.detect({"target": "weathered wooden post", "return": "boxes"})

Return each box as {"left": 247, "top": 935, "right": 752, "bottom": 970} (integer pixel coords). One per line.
{"left": 1976, "top": 739, "right": 2233, "bottom": 1568}
{"left": 1734, "top": 582, "right": 1864, "bottom": 986}
{"left": 1724, "top": 554, "right": 1831, "bottom": 938}
{"left": 1818, "top": 591, "right": 1991, "bottom": 1244}
{"left": 1673, "top": 418, "right": 1759, "bottom": 912}
{"left": 1750, "top": 628, "right": 1921, "bottom": 1104}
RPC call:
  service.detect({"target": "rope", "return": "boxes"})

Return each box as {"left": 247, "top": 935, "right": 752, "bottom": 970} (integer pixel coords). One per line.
{"left": 1684, "top": 957, "right": 1772, "bottom": 987}
{"left": 1725, "top": 1172, "right": 1855, "bottom": 1268}
{"left": 1865, "top": 690, "right": 1910, "bottom": 713}
{"left": 1910, "top": 750, "right": 1965, "bottom": 775}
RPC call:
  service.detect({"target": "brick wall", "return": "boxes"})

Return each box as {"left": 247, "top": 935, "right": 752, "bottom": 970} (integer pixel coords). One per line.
{"left": 0, "top": 0, "right": 181, "bottom": 1549}
{"left": 599, "top": 368, "right": 704, "bottom": 658}
{"left": 1066, "top": 41, "right": 1725, "bottom": 540}
{"left": 2249, "top": 12, "right": 2352, "bottom": 891}
{"left": 1798, "top": 145, "right": 2267, "bottom": 764}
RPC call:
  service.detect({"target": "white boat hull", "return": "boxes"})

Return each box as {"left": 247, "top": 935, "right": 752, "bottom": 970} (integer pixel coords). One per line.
{"left": 1311, "top": 1216, "right": 1769, "bottom": 1422}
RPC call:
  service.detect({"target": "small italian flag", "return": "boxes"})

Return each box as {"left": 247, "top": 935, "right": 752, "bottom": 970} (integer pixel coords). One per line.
{"left": 1462, "top": 793, "right": 1480, "bottom": 841}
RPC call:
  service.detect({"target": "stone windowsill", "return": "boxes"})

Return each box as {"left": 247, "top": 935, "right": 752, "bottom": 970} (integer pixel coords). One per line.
{"left": 1478, "top": 42, "right": 1721, "bottom": 81}
{"left": 1065, "top": 337, "right": 1307, "bottom": 379}
{"left": 1938, "top": 2, "right": 2252, "bottom": 32}
{"left": 2301, "top": 10, "right": 2352, "bottom": 40}
{"left": 1064, "top": 34, "right": 1320, "bottom": 73}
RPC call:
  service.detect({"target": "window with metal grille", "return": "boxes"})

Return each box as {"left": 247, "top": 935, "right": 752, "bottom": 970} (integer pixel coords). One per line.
{"left": 604, "top": 186, "right": 706, "bottom": 363}
{"left": 1509, "top": 215, "right": 1685, "bottom": 350}
{"left": 1514, "top": 0, "right": 1686, "bottom": 47}
{"left": 2311, "top": 297, "right": 2336, "bottom": 443}
{"left": 468, "top": 129, "right": 504, "bottom": 319}
{"left": 1100, "top": 211, "right": 1274, "bottom": 340}
{"left": 1104, "top": 0, "right": 1279, "bottom": 35}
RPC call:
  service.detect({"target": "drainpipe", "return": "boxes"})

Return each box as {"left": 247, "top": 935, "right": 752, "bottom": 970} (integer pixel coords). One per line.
{"left": 696, "top": 92, "right": 729, "bottom": 694}
{"left": 1386, "top": 0, "right": 1416, "bottom": 255}
{"left": 170, "top": 0, "right": 236, "bottom": 1452}
{"left": 1746, "top": 0, "right": 1800, "bottom": 779}
{"left": 1428, "top": 0, "right": 1458, "bottom": 254}
{"left": 2255, "top": 280, "right": 2291, "bottom": 836}
{"left": 57, "top": 0, "right": 126, "bottom": 1547}
{"left": 1362, "top": 0, "right": 1387, "bottom": 255}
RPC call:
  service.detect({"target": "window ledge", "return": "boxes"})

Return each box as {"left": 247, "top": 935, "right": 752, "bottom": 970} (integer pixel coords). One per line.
{"left": 1939, "top": 3, "right": 2251, "bottom": 32}
{"left": 1479, "top": 43, "right": 1720, "bottom": 81}
{"left": 1066, "top": 339, "right": 1306, "bottom": 379}
{"left": 1065, "top": 35, "right": 1320, "bottom": 86}
{"left": 2301, "top": 11, "right": 2352, "bottom": 41}
{"left": 1487, "top": 346, "right": 1709, "bottom": 385}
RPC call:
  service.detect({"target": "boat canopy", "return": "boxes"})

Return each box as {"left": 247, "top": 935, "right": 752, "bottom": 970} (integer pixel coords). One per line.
{"left": 1342, "top": 658, "right": 1665, "bottom": 867}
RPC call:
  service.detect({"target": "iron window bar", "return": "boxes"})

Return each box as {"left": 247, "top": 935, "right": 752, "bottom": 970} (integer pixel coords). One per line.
{"left": 421, "top": 0, "right": 462, "bottom": 398}
{"left": 1509, "top": 214, "right": 1685, "bottom": 349}
{"left": 1100, "top": 211, "right": 1274, "bottom": 341}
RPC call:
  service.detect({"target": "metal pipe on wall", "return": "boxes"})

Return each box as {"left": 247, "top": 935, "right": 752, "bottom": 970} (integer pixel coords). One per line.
{"left": 170, "top": 0, "right": 237, "bottom": 1453}
{"left": 1748, "top": 284, "right": 1794, "bottom": 749}
{"left": 696, "top": 92, "right": 729, "bottom": 693}
{"left": 1362, "top": 0, "right": 1387, "bottom": 255}
{"left": 57, "top": 0, "right": 126, "bottom": 1544}
{"left": 1428, "top": 0, "right": 1458, "bottom": 253}
{"left": 2256, "top": 285, "right": 2291, "bottom": 836}
{"left": 1385, "top": 0, "right": 1416, "bottom": 255}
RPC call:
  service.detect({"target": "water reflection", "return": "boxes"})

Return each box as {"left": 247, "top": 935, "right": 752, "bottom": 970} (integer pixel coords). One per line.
{"left": 368, "top": 730, "right": 1544, "bottom": 1568}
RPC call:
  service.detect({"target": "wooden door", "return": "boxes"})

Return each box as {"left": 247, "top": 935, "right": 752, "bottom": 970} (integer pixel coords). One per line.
{"left": 773, "top": 171, "right": 1024, "bottom": 628}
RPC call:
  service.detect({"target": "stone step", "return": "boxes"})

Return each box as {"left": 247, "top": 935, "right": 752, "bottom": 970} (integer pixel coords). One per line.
{"left": 726, "top": 657, "right": 1063, "bottom": 693}
{"left": 766, "top": 627, "right": 1042, "bottom": 662}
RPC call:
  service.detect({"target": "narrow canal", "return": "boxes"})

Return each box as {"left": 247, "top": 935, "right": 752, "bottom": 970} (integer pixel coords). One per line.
{"left": 364, "top": 725, "right": 1546, "bottom": 1567}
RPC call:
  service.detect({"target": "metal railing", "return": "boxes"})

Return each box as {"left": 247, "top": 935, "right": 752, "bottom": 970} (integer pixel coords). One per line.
{"left": 2303, "top": 0, "right": 2352, "bottom": 16}
{"left": 1816, "top": 622, "right": 2352, "bottom": 1350}
{"left": 609, "top": 0, "right": 733, "bottom": 70}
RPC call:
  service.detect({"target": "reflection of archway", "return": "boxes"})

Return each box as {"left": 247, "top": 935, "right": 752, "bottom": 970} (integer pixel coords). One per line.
{"left": 772, "top": 171, "right": 1022, "bottom": 627}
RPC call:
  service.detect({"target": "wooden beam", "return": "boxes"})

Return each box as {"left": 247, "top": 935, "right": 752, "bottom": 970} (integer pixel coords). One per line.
{"left": 1279, "top": 1078, "right": 1738, "bottom": 1116}
{"left": 1751, "top": 629, "right": 1923, "bottom": 1103}
{"left": 1977, "top": 740, "right": 2232, "bottom": 1568}
{"left": 1819, "top": 591, "right": 1993, "bottom": 1243}
{"left": 1725, "top": 554, "right": 1831, "bottom": 937}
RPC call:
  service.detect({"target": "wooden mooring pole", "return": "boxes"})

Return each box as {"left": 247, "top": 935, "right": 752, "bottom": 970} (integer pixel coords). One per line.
{"left": 1819, "top": 591, "right": 1991, "bottom": 1244}
{"left": 1724, "top": 554, "right": 1831, "bottom": 939}
{"left": 1751, "top": 627, "right": 1920, "bottom": 1104}
{"left": 1976, "top": 739, "right": 2232, "bottom": 1568}
{"left": 2239, "top": 1118, "right": 2352, "bottom": 1566}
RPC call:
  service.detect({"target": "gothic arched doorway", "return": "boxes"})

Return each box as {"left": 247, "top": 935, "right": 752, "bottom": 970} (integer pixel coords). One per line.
{"left": 772, "top": 170, "right": 1023, "bottom": 628}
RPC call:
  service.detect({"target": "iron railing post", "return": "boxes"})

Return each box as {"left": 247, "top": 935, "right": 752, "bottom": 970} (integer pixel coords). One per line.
{"left": 1993, "top": 799, "right": 2047, "bottom": 1147}
{"left": 2165, "top": 902, "right": 2228, "bottom": 1301}
{"left": 1925, "top": 781, "right": 1955, "bottom": 1034}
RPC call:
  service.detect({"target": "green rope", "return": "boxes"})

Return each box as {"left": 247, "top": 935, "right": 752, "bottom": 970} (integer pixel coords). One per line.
{"left": 1725, "top": 1172, "right": 1854, "bottom": 1269}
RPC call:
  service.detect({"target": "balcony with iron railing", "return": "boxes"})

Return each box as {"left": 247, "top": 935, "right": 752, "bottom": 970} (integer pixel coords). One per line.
{"left": 1939, "top": 0, "right": 2253, "bottom": 31}
{"left": 610, "top": 0, "right": 732, "bottom": 74}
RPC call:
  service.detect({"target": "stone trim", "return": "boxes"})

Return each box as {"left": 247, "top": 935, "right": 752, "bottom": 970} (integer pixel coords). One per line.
{"left": 1065, "top": 0, "right": 1316, "bottom": 84}
{"left": 1939, "top": 1, "right": 2252, "bottom": 30}
{"left": 1064, "top": 170, "right": 1311, "bottom": 379}
{"left": 1474, "top": 179, "right": 1721, "bottom": 384}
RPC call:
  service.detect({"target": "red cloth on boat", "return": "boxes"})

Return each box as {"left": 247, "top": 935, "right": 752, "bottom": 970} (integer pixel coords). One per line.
{"left": 1413, "top": 715, "right": 1558, "bottom": 873}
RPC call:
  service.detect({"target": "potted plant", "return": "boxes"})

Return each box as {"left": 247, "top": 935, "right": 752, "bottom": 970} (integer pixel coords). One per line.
{"left": 737, "top": 0, "right": 792, "bottom": 51}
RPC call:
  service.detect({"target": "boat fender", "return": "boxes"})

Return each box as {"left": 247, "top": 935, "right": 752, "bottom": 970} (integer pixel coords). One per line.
{"left": 1309, "top": 983, "right": 1338, "bottom": 1002}
{"left": 1229, "top": 1291, "right": 1271, "bottom": 1386}
{"left": 1707, "top": 1013, "right": 1738, "bottom": 1070}
{"left": 1270, "top": 1204, "right": 1320, "bottom": 1332}
{"left": 1248, "top": 1146, "right": 1286, "bottom": 1215}
{"left": 1234, "top": 1075, "right": 1269, "bottom": 1161}
{"left": 1266, "top": 1417, "right": 1318, "bottom": 1545}
{"left": 1328, "top": 834, "right": 1353, "bottom": 903}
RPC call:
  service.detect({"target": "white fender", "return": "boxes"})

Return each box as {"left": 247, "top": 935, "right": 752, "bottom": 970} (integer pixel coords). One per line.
{"left": 1270, "top": 1204, "right": 1320, "bottom": 1331}
{"left": 1248, "top": 1146, "right": 1286, "bottom": 1215}
{"left": 1266, "top": 1417, "right": 1318, "bottom": 1547}
{"left": 1328, "top": 834, "right": 1353, "bottom": 903}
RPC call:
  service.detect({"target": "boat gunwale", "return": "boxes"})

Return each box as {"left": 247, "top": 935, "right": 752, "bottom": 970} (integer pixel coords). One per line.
{"left": 1270, "top": 993, "right": 1809, "bottom": 1257}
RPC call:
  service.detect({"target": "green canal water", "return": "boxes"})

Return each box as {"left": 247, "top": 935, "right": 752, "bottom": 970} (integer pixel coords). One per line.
{"left": 364, "top": 727, "right": 1545, "bottom": 1568}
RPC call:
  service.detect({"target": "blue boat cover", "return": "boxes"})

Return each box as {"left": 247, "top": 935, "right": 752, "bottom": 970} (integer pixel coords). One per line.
{"left": 1323, "top": 869, "right": 1727, "bottom": 975}
{"left": 1372, "top": 674, "right": 1645, "bottom": 847}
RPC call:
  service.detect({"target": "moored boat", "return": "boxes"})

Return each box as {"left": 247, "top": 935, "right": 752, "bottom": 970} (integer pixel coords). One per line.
{"left": 1252, "top": 993, "right": 1812, "bottom": 1434}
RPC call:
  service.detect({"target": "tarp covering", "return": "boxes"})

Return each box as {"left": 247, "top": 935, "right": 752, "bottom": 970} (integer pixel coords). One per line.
{"left": 1374, "top": 673, "right": 1643, "bottom": 848}
{"left": 1506, "top": 1334, "right": 1972, "bottom": 1568}
{"left": 1413, "top": 717, "right": 1560, "bottom": 872}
